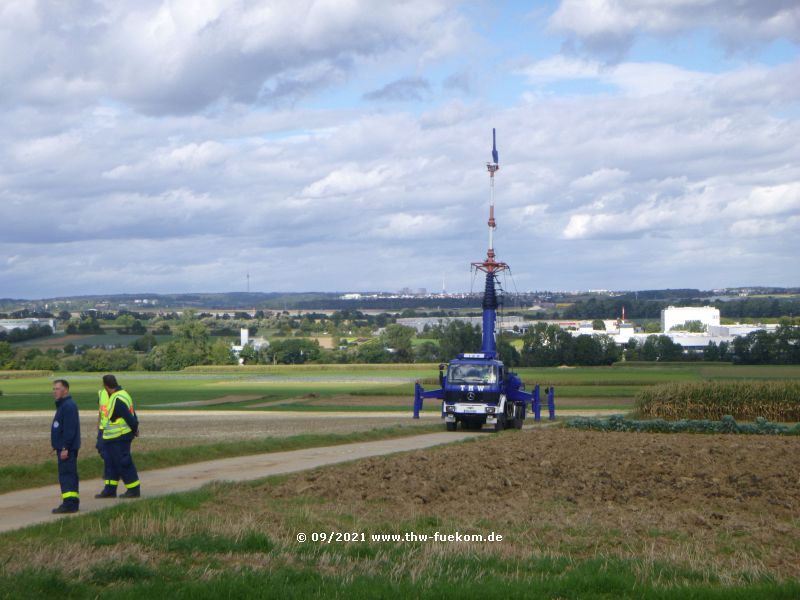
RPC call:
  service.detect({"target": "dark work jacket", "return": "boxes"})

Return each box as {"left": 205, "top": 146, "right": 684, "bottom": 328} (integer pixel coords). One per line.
{"left": 52, "top": 395, "right": 81, "bottom": 451}
{"left": 106, "top": 387, "right": 139, "bottom": 443}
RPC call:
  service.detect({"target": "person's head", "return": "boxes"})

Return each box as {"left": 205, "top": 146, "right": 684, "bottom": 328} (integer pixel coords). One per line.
{"left": 102, "top": 374, "right": 118, "bottom": 391}
{"left": 52, "top": 379, "right": 70, "bottom": 400}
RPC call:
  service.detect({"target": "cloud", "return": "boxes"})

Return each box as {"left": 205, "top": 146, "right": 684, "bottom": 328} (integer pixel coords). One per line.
{"left": 443, "top": 71, "right": 472, "bottom": 93}
{"left": 1, "top": 1, "right": 799, "bottom": 296}
{"left": 363, "top": 77, "right": 432, "bottom": 102}
{"left": 0, "top": 0, "right": 459, "bottom": 114}
{"left": 549, "top": 0, "right": 800, "bottom": 58}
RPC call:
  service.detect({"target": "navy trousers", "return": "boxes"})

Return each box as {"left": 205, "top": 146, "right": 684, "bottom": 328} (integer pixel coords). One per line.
{"left": 57, "top": 449, "right": 79, "bottom": 507}
{"left": 98, "top": 440, "right": 118, "bottom": 492}
{"left": 105, "top": 439, "right": 140, "bottom": 490}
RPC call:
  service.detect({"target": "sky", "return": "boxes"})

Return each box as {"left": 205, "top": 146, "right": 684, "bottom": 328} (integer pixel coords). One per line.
{"left": 1, "top": 0, "right": 799, "bottom": 299}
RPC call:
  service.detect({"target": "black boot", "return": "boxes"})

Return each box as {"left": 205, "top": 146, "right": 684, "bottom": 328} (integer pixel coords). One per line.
{"left": 94, "top": 488, "right": 117, "bottom": 499}
{"left": 52, "top": 503, "right": 79, "bottom": 514}
{"left": 119, "top": 487, "right": 140, "bottom": 498}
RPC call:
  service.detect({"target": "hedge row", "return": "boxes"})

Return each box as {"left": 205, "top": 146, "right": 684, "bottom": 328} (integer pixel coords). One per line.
{"left": 565, "top": 414, "right": 800, "bottom": 435}
{"left": 635, "top": 380, "right": 800, "bottom": 421}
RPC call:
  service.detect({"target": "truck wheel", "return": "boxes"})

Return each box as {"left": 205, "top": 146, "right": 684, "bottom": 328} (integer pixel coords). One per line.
{"left": 494, "top": 416, "right": 505, "bottom": 432}
{"left": 446, "top": 422, "right": 457, "bottom": 431}
{"left": 512, "top": 417, "right": 523, "bottom": 430}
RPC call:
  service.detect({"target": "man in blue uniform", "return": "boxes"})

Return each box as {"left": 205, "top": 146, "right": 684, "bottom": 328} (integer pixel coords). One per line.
{"left": 51, "top": 379, "right": 80, "bottom": 513}
{"left": 96, "top": 374, "right": 141, "bottom": 498}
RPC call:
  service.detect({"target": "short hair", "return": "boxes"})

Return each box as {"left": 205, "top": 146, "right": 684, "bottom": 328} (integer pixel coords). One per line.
{"left": 53, "top": 379, "right": 70, "bottom": 390}
{"left": 102, "top": 374, "right": 119, "bottom": 388}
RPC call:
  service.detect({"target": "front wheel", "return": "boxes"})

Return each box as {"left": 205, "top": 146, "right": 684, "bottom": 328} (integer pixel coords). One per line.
{"left": 446, "top": 421, "right": 457, "bottom": 431}
{"left": 494, "top": 415, "right": 505, "bottom": 432}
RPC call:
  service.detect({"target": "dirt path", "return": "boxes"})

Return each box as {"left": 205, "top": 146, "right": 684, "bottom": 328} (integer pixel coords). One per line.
{"left": 0, "top": 430, "right": 477, "bottom": 533}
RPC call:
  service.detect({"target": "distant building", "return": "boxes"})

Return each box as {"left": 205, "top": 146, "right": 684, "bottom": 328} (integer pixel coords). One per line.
{"left": 0, "top": 318, "right": 57, "bottom": 333}
{"left": 661, "top": 306, "right": 720, "bottom": 333}
{"left": 340, "top": 293, "right": 362, "bottom": 300}
{"left": 231, "top": 327, "right": 269, "bottom": 364}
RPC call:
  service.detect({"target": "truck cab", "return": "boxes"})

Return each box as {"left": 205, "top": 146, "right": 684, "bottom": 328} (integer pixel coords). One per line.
{"left": 441, "top": 353, "right": 526, "bottom": 431}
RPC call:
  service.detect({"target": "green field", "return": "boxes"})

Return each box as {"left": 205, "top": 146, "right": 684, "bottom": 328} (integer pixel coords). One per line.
{"left": 2, "top": 363, "right": 799, "bottom": 413}
{"left": 12, "top": 332, "right": 176, "bottom": 348}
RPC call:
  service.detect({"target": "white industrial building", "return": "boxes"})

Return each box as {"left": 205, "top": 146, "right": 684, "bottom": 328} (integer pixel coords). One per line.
{"left": 661, "top": 306, "right": 720, "bottom": 332}
{"left": 0, "top": 318, "right": 57, "bottom": 333}
{"left": 231, "top": 327, "right": 269, "bottom": 363}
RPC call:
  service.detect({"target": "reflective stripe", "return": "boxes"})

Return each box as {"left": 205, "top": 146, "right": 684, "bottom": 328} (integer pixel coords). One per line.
{"left": 125, "top": 480, "right": 140, "bottom": 489}
{"left": 98, "top": 389, "right": 111, "bottom": 431}
{"left": 62, "top": 491, "right": 79, "bottom": 499}
{"left": 103, "top": 390, "right": 135, "bottom": 440}
{"left": 104, "top": 480, "right": 119, "bottom": 486}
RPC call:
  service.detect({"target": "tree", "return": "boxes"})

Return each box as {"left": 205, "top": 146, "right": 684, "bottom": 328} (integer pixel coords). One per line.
{"left": 703, "top": 341, "right": 720, "bottom": 361}
{"left": 354, "top": 339, "right": 390, "bottom": 364}
{"left": 521, "top": 323, "right": 573, "bottom": 366}
{"left": 266, "top": 338, "right": 321, "bottom": 364}
{"left": 0, "top": 342, "right": 14, "bottom": 368}
{"left": 643, "top": 322, "right": 661, "bottom": 334}
{"left": 209, "top": 340, "right": 236, "bottom": 365}
{"left": 497, "top": 337, "right": 520, "bottom": 367}
{"left": 670, "top": 320, "right": 706, "bottom": 333}
{"left": 413, "top": 340, "right": 440, "bottom": 363}
{"left": 437, "top": 321, "right": 482, "bottom": 360}
{"left": 115, "top": 314, "right": 136, "bottom": 333}
{"left": 27, "top": 355, "right": 60, "bottom": 371}
{"left": 131, "top": 333, "right": 158, "bottom": 352}
{"left": 592, "top": 319, "right": 606, "bottom": 331}
{"left": 380, "top": 324, "right": 415, "bottom": 362}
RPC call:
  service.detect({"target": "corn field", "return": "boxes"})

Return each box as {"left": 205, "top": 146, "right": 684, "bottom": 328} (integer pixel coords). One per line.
{"left": 636, "top": 380, "right": 800, "bottom": 421}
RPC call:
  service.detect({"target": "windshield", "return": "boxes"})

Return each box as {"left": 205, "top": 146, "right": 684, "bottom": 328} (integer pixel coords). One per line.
{"left": 448, "top": 363, "right": 497, "bottom": 384}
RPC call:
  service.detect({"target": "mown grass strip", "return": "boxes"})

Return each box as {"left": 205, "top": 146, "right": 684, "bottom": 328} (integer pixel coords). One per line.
{"left": 0, "top": 423, "right": 441, "bottom": 495}
{"left": 0, "top": 370, "right": 53, "bottom": 379}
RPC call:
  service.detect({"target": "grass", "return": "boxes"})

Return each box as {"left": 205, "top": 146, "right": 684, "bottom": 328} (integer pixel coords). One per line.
{"left": 0, "top": 424, "right": 441, "bottom": 494}
{"left": 0, "top": 471, "right": 797, "bottom": 599}
{"left": 1, "top": 364, "right": 798, "bottom": 413}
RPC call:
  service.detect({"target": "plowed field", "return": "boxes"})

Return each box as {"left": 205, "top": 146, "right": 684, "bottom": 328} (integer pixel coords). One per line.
{"left": 262, "top": 428, "right": 800, "bottom": 579}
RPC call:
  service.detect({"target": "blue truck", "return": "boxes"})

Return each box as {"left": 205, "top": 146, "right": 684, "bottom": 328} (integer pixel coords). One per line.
{"left": 413, "top": 130, "right": 551, "bottom": 431}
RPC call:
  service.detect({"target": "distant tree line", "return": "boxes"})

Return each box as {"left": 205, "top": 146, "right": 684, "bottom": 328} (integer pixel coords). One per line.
{"left": 0, "top": 324, "right": 53, "bottom": 343}
{"left": 562, "top": 297, "right": 800, "bottom": 320}
{"left": 2, "top": 310, "right": 798, "bottom": 372}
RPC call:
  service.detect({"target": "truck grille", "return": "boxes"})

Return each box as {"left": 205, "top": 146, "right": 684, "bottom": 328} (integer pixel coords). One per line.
{"left": 445, "top": 390, "right": 499, "bottom": 404}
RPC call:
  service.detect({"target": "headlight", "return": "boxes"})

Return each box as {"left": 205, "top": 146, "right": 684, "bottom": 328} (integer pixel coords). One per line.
{"left": 486, "top": 406, "right": 496, "bottom": 414}
{"left": 445, "top": 405, "right": 455, "bottom": 413}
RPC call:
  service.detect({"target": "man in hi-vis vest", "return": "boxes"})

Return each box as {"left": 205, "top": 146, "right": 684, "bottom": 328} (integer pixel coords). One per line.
{"left": 95, "top": 374, "right": 141, "bottom": 498}
{"left": 95, "top": 386, "right": 116, "bottom": 497}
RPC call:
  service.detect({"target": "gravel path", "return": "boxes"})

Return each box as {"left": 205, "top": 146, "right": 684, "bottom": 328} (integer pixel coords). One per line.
{"left": 0, "top": 431, "right": 475, "bottom": 533}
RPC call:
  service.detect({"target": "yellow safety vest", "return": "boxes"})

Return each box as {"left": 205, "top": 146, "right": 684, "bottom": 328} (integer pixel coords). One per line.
{"left": 102, "top": 389, "right": 135, "bottom": 440}
{"left": 98, "top": 389, "right": 111, "bottom": 431}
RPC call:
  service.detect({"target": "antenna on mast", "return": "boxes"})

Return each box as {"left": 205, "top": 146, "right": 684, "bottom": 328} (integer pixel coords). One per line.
{"left": 472, "top": 128, "right": 508, "bottom": 276}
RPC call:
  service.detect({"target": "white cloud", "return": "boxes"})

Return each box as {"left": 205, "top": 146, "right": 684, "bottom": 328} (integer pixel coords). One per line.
{"left": 549, "top": 0, "right": 800, "bottom": 58}
{"left": 0, "top": 0, "right": 461, "bottom": 114}
{"left": 1, "top": 1, "right": 798, "bottom": 296}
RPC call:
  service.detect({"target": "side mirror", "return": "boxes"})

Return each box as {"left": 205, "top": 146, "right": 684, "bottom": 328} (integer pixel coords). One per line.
{"left": 438, "top": 363, "right": 446, "bottom": 387}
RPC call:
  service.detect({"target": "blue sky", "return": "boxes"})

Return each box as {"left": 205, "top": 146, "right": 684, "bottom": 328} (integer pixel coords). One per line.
{"left": 1, "top": 0, "right": 798, "bottom": 298}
